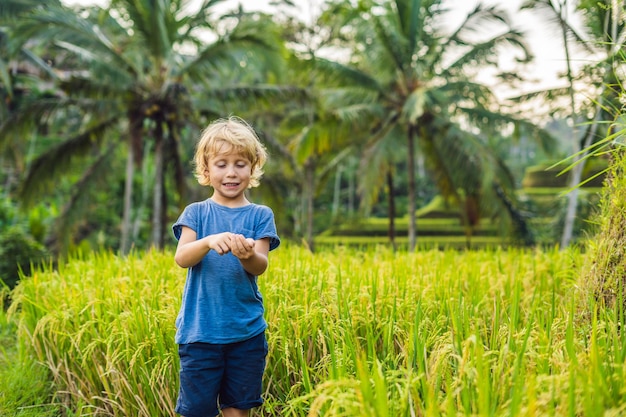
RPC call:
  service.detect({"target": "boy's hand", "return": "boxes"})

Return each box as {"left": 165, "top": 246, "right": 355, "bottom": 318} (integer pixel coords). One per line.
{"left": 208, "top": 232, "right": 234, "bottom": 255}
{"left": 230, "top": 234, "right": 256, "bottom": 259}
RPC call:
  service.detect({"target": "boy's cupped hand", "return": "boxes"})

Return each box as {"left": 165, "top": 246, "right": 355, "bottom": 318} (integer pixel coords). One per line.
{"left": 229, "top": 234, "right": 256, "bottom": 259}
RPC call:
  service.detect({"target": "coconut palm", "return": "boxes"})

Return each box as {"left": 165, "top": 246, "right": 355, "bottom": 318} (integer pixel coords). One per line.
{"left": 259, "top": 73, "right": 358, "bottom": 250}
{"left": 520, "top": 0, "right": 625, "bottom": 248}
{"left": 314, "top": 0, "right": 551, "bottom": 250}
{"left": 0, "top": 0, "right": 59, "bottom": 189}
{"left": 237, "top": 8, "right": 369, "bottom": 251}
{"left": 357, "top": 125, "right": 406, "bottom": 249}
{"left": 2, "top": 0, "right": 287, "bottom": 253}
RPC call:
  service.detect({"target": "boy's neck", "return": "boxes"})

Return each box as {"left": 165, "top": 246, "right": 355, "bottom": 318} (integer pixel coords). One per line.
{"left": 210, "top": 195, "right": 250, "bottom": 208}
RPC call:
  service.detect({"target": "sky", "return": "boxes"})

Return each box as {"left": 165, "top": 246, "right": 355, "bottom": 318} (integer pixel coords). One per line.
{"left": 60, "top": 0, "right": 591, "bottom": 101}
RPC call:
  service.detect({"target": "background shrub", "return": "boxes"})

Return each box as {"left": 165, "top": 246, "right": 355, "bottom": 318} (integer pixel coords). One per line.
{"left": 0, "top": 225, "right": 49, "bottom": 290}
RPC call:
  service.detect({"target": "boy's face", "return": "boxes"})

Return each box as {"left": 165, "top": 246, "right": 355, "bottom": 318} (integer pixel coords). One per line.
{"left": 206, "top": 148, "right": 252, "bottom": 207}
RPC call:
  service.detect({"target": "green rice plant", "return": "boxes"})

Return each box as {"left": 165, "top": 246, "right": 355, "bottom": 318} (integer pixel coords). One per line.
{"left": 6, "top": 244, "right": 626, "bottom": 416}
{"left": 1, "top": 285, "right": 64, "bottom": 417}
{"left": 261, "top": 244, "right": 590, "bottom": 416}
{"left": 8, "top": 250, "right": 181, "bottom": 416}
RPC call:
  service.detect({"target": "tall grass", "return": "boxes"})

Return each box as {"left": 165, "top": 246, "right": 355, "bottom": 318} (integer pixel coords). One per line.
{"left": 263, "top": 245, "right": 588, "bottom": 416}
{"left": 4, "top": 245, "right": 626, "bottom": 416}
{"left": 7, "top": 250, "right": 180, "bottom": 416}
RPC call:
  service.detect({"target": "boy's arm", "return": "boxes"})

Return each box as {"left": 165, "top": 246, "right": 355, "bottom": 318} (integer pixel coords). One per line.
{"left": 174, "top": 226, "right": 234, "bottom": 268}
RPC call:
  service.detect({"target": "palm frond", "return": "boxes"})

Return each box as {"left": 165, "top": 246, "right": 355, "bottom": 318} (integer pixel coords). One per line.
{"left": 179, "top": 0, "right": 227, "bottom": 31}
{"left": 17, "top": 6, "right": 139, "bottom": 78}
{"left": 331, "top": 102, "right": 382, "bottom": 124}
{"left": 184, "top": 13, "right": 283, "bottom": 81}
{"left": 448, "top": 4, "right": 509, "bottom": 42}
{"left": 19, "top": 48, "right": 57, "bottom": 79}
{"left": 321, "top": 87, "right": 382, "bottom": 123}
{"left": 396, "top": 0, "right": 422, "bottom": 54}
{"left": 358, "top": 125, "right": 405, "bottom": 210}
{"left": 444, "top": 30, "right": 530, "bottom": 77}
{"left": 0, "top": 0, "right": 53, "bottom": 21}
{"left": 198, "top": 84, "right": 309, "bottom": 116}
{"left": 506, "top": 85, "right": 572, "bottom": 103}
{"left": 311, "top": 57, "right": 383, "bottom": 91}
{"left": 371, "top": 11, "right": 409, "bottom": 73}
{"left": 114, "top": 0, "right": 179, "bottom": 59}
{"left": 0, "top": 95, "right": 63, "bottom": 149}
{"left": 419, "top": 118, "right": 518, "bottom": 222}
{"left": 58, "top": 75, "right": 131, "bottom": 100}
{"left": 52, "top": 143, "right": 118, "bottom": 253}
{"left": 521, "top": 0, "right": 596, "bottom": 55}
{"left": 19, "top": 117, "right": 121, "bottom": 206}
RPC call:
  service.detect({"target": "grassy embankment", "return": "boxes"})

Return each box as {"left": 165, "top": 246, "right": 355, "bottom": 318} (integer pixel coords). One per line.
{"left": 316, "top": 188, "right": 602, "bottom": 249}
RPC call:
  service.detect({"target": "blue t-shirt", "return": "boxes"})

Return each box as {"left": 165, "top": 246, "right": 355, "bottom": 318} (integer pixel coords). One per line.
{"left": 172, "top": 198, "right": 280, "bottom": 344}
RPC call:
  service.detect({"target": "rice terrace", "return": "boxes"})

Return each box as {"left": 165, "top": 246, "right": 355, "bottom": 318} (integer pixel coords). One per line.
{"left": 4, "top": 229, "right": 626, "bottom": 416}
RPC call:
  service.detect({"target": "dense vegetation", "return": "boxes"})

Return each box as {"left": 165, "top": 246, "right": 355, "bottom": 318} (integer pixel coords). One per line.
{"left": 1, "top": 0, "right": 622, "bottom": 268}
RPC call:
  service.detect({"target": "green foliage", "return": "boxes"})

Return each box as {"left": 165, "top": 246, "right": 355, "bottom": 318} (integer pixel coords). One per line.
{"left": 0, "top": 225, "right": 49, "bottom": 290}
{"left": 584, "top": 149, "right": 626, "bottom": 309}
{"left": 0, "top": 287, "right": 61, "bottom": 417}
{"left": 522, "top": 158, "right": 609, "bottom": 188}
{"left": 521, "top": 187, "right": 602, "bottom": 245}
{"left": 321, "top": 216, "right": 498, "bottom": 239}
{"left": 319, "top": 183, "right": 603, "bottom": 248}
{"left": 0, "top": 352, "right": 59, "bottom": 416}
{"left": 0, "top": 196, "right": 49, "bottom": 290}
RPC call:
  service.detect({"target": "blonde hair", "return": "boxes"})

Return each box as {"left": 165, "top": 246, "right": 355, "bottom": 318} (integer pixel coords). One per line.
{"left": 194, "top": 116, "right": 267, "bottom": 188}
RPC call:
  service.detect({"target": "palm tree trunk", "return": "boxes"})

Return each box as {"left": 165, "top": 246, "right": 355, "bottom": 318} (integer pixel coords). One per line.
{"left": 407, "top": 124, "right": 418, "bottom": 251}
{"left": 561, "top": 0, "right": 616, "bottom": 248}
{"left": 121, "top": 145, "right": 134, "bottom": 254}
{"left": 348, "top": 172, "right": 355, "bottom": 216}
{"left": 387, "top": 170, "right": 396, "bottom": 251}
{"left": 151, "top": 125, "right": 165, "bottom": 249}
{"left": 120, "top": 121, "right": 143, "bottom": 255}
{"left": 332, "top": 165, "right": 342, "bottom": 219}
{"left": 121, "top": 113, "right": 143, "bottom": 254}
{"left": 559, "top": 0, "right": 581, "bottom": 249}
{"left": 561, "top": 108, "right": 603, "bottom": 247}
{"left": 304, "top": 159, "right": 315, "bottom": 252}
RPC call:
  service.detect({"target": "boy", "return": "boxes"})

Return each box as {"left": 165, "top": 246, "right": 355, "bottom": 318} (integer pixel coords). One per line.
{"left": 172, "top": 116, "right": 280, "bottom": 417}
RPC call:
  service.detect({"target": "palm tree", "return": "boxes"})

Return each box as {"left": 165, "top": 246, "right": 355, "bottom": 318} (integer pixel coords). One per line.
{"left": 0, "top": 0, "right": 59, "bottom": 191}
{"left": 521, "top": 0, "right": 624, "bottom": 248}
{"left": 521, "top": 0, "right": 589, "bottom": 249}
{"left": 2, "top": 0, "right": 286, "bottom": 253}
{"left": 239, "top": 7, "right": 369, "bottom": 251}
{"left": 358, "top": 126, "right": 406, "bottom": 250}
{"left": 315, "top": 0, "right": 549, "bottom": 250}
{"left": 259, "top": 78, "right": 358, "bottom": 250}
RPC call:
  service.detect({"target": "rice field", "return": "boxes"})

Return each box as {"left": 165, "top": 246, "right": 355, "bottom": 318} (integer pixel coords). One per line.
{"left": 4, "top": 244, "right": 626, "bottom": 416}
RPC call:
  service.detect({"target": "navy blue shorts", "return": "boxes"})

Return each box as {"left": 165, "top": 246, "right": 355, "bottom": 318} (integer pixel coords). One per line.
{"left": 175, "top": 332, "right": 268, "bottom": 417}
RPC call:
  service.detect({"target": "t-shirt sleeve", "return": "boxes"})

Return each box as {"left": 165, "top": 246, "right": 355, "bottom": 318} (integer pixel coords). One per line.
{"left": 256, "top": 206, "right": 280, "bottom": 251}
{"left": 172, "top": 204, "right": 198, "bottom": 241}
